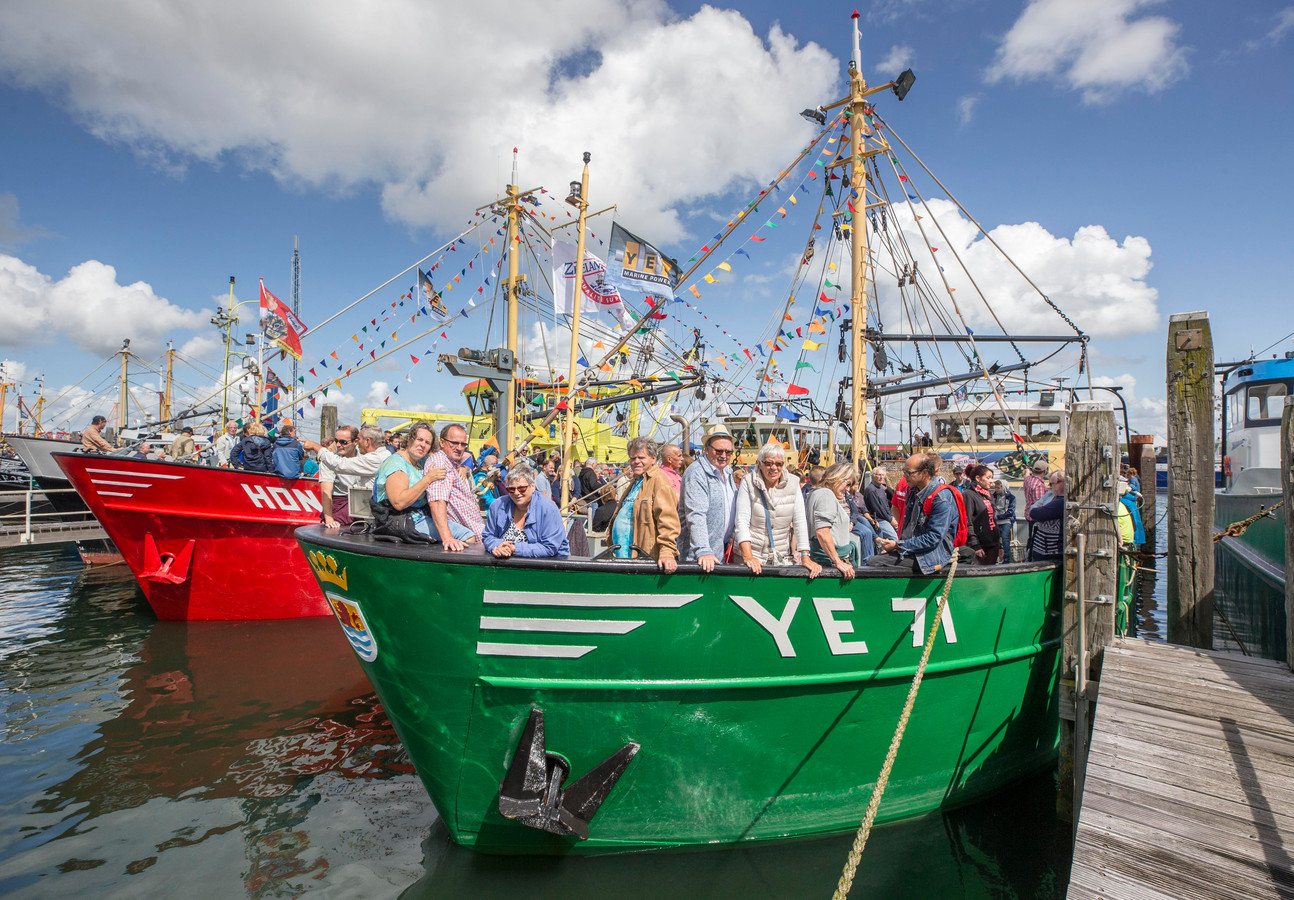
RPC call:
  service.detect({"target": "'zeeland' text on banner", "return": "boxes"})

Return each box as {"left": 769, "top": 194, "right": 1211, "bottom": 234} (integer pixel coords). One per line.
{"left": 551, "top": 240, "right": 633, "bottom": 328}
{"left": 603, "top": 222, "right": 681, "bottom": 299}
{"left": 259, "top": 278, "right": 307, "bottom": 359}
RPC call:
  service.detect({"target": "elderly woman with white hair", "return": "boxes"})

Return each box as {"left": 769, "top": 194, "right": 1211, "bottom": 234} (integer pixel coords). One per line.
{"left": 734, "top": 442, "right": 821, "bottom": 578}
{"left": 482, "top": 462, "right": 570, "bottom": 559}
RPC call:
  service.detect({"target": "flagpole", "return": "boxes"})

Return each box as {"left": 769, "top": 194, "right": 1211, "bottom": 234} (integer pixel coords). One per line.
{"left": 559, "top": 152, "right": 591, "bottom": 510}
{"left": 256, "top": 333, "right": 265, "bottom": 425}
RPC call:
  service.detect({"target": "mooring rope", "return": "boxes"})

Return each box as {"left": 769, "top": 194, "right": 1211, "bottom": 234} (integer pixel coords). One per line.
{"left": 831, "top": 552, "right": 960, "bottom": 900}
{"left": 1213, "top": 500, "right": 1284, "bottom": 543}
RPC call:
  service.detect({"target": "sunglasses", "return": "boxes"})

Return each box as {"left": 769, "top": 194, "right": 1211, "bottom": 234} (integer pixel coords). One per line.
{"left": 335, "top": 438, "right": 353, "bottom": 445}
{"left": 761, "top": 460, "right": 784, "bottom": 467}
{"left": 710, "top": 448, "right": 734, "bottom": 456}
{"left": 442, "top": 439, "right": 468, "bottom": 448}
{"left": 505, "top": 485, "right": 530, "bottom": 494}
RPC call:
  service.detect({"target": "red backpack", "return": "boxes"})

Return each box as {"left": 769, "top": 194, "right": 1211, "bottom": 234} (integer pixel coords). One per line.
{"left": 898, "top": 482, "right": 969, "bottom": 547}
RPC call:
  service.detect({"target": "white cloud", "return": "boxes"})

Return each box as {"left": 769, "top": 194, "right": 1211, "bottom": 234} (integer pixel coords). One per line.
{"left": 366, "top": 381, "right": 392, "bottom": 408}
{"left": 987, "top": 0, "right": 1189, "bottom": 104}
{"left": 873, "top": 199, "right": 1160, "bottom": 340}
{"left": 956, "top": 94, "right": 979, "bottom": 126}
{"left": 1247, "top": 6, "right": 1294, "bottom": 50}
{"left": 0, "top": 358, "right": 27, "bottom": 382}
{"left": 875, "top": 44, "right": 914, "bottom": 78}
{"left": 0, "top": 194, "right": 49, "bottom": 248}
{"left": 179, "top": 334, "right": 221, "bottom": 360}
{"left": 0, "top": 2, "right": 839, "bottom": 242}
{"left": 1090, "top": 372, "right": 1166, "bottom": 440}
{"left": 0, "top": 253, "right": 210, "bottom": 355}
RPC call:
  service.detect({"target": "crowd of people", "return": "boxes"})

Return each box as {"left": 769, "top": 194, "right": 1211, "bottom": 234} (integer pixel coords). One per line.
{"left": 351, "top": 420, "right": 1106, "bottom": 574}
{"left": 79, "top": 412, "right": 1149, "bottom": 574}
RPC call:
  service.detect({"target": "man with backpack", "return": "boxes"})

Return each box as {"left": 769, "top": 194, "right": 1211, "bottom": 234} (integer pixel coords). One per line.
{"left": 866, "top": 451, "right": 966, "bottom": 574}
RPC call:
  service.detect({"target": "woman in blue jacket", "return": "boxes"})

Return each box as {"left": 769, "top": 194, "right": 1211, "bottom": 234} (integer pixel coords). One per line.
{"left": 482, "top": 463, "right": 570, "bottom": 559}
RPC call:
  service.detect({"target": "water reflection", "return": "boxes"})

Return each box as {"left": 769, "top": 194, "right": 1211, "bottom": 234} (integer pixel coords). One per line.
{"left": 0, "top": 547, "right": 432, "bottom": 898}
{"left": 404, "top": 769, "right": 1069, "bottom": 900}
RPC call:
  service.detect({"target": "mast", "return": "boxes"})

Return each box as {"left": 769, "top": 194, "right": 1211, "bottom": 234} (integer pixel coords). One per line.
{"left": 162, "top": 340, "right": 175, "bottom": 426}
{"left": 0, "top": 364, "right": 12, "bottom": 435}
{"left": 32, "top": 376, "right": 45, "bottom": 434}
{"left": 848, "top": 9, "right": 871, "bottom": 470}
{"left": 502, "top": 149, "right": 522, "bottom": 457}
{"left": 117, "top": 339, "right": 131, "bottom": 439}
{"left": 218, "top": 276, "right": 235, "bottom": 426}
{"left": 559, "top": 152, "right": 592, "bottom": 509}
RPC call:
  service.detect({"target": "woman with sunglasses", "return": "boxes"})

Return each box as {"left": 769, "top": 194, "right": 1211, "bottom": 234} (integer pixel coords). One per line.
{"left": 482, "top": 462, "right": 570, "bottom": 559}
{"left": 734, "top": 442, "right": 821, "bottom": 577}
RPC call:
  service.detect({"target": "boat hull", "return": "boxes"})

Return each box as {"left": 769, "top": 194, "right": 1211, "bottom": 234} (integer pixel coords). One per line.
{"left": 1214, "top": 490, "right": 1287, "bottom": 660}
{"left": 297, "top": 529, "right": 1062, "bottom": 855}
{"left": 55, "top": 453, "right": 330, "bottom": 620}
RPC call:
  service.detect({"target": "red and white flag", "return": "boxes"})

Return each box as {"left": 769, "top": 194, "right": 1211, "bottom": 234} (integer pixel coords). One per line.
{"left": 259, "top": 278, "right": 307, "bottom": 359}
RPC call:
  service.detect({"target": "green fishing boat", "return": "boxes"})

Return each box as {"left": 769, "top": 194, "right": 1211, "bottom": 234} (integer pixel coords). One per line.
{"left": 296, "top": 538, "right": 1060, "bottom": 854}
{"left": 296, "top": 13, "right": 1093, "bottom": 854}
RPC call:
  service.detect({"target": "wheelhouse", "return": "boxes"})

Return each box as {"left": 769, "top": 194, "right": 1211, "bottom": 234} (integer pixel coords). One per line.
{"left": 1221, "top": 355, "right": 1294, "bottom": 487}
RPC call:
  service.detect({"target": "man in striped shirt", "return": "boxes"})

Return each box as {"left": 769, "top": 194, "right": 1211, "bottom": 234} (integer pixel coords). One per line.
{"left": 424, "top": 423, "right": 484, "bottom": 552}
{"left": 1022, "top": 458, "right": 1048, "bottom": 514}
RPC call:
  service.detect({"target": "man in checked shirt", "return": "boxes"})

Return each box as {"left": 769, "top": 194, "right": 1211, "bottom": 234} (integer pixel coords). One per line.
{"left": 424, "top": 423, "right": 484, "bottom": 552}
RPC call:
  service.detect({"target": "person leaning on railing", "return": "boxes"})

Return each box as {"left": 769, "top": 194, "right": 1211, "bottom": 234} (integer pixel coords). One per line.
{"left": 806, "top": 461, "right": 860, "bottom": 581}
{"left": 603, "top": 436, "right": 679, "bottom": 573}
{"left": 734, "top": 442, "right": 821, "bottom": 578}
{"left": 482, "top": 463, "right": 569, "bottom": 559}
{"left": 1025, "top": 469, "right": 1066, "bottom": 562}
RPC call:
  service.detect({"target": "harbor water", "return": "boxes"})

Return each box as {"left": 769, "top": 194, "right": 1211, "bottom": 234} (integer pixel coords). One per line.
{"left": 1, "top": 543, "right": 1117, "bottom": 899}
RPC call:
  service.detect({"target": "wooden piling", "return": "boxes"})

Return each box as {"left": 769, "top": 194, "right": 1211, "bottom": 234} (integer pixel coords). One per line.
{"left": 1058, "top": 400, "right": 1119, "bottom": 823}
{"left": 1283, "top": 395, "right": 1294, "bottom": 672}
{"left": 1130, "top": 435, "right": 1157, "bottom": 554}
{"left": 321, "top": 404, "right": 338, "bottom": 443}
{"left": 1166, "top": 311, "right": 1215, "bottom": 649}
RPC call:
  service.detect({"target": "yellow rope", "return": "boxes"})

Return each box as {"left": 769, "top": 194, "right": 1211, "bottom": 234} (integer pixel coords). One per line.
{"left": 832, "top": 553, "right": 959, "bottom": 900}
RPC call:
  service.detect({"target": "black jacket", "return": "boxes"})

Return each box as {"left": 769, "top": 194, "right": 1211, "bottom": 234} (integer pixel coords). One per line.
{"left": 961, "top": 487, "right": 1000, "bottom": 551}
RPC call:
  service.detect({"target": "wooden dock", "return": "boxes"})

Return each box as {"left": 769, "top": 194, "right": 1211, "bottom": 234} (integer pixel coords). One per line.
{"left": 1069, "top": 637, "right": 1294, "bottom": 899}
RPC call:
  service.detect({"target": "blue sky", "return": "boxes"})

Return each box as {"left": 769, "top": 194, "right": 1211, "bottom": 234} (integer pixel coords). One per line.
{"left": 1, "top": 0, "right": 1291, "bottom": 442}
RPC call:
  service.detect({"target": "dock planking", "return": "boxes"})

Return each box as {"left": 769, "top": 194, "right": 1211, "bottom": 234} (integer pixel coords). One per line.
{"left": 1069, "top": 637, "right": 1294, "bottom": 899}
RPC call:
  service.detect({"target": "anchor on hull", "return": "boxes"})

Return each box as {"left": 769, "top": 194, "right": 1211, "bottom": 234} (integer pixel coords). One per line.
{"left": 497, "top": 708, "right": 639, "bottom": 840}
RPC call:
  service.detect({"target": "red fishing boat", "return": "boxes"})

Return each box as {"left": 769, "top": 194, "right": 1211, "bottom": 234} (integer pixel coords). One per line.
{"left": 54, "top": 451, "right": 329, "bottom": 620}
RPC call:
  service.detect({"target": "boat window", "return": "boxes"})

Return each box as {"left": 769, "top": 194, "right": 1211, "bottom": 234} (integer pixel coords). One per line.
{"left": 1022, "top": 417, "right": 1062, "bottom": 442}
{"left": 1226, "top": 389, "right": 1242, "bottom": 432}
{"left": 974, "top": 417, "right": 1013, "bottom": 442}
{"left": 934, "top": 417, "right": 970, "bottom": 443}
{"left": 1246, "top": 382, "right": 1288, "bottom": 425}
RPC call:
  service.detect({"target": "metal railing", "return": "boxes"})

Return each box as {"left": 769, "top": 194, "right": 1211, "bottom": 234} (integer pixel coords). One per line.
{"left": 0, "top": 487, "right": 99, "bottom": 545}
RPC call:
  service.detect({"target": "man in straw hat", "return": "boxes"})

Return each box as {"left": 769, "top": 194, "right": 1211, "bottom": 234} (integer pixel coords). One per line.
{"left": 679, "top": 426, "right": 738, "bottom": 572}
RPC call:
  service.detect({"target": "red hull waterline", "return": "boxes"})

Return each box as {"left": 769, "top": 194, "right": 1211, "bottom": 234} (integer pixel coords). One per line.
{"left": 54, "top": 452, "right": 330, "bottom": 621}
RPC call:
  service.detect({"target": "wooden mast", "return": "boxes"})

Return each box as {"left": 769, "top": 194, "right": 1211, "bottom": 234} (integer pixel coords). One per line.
{"left": 848, "top": 10, "right": 871, "bottom": 470}
{"left": 117, "top": 339, "right": 130, "bottom": 440}
{"left": 163, "top": 340, "right": 175, "bottom": 426}
{"left": 501, "top": 149, "right": 523, "bottom": 457}
{"left": 559, "top": 152, "right": 592, "bottom": 509}
{"left": 0, "top": 365, "right": 12, "bottom": 435}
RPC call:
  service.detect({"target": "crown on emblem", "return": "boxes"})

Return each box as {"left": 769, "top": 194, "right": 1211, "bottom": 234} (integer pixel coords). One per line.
{"left": 307, "top": 550, "right": 349, "bottom": 590}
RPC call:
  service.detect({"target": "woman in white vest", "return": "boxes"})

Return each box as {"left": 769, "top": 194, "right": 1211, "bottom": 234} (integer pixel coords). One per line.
{"left": 734, "top": 442, "right": 821, "bottom": 577}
